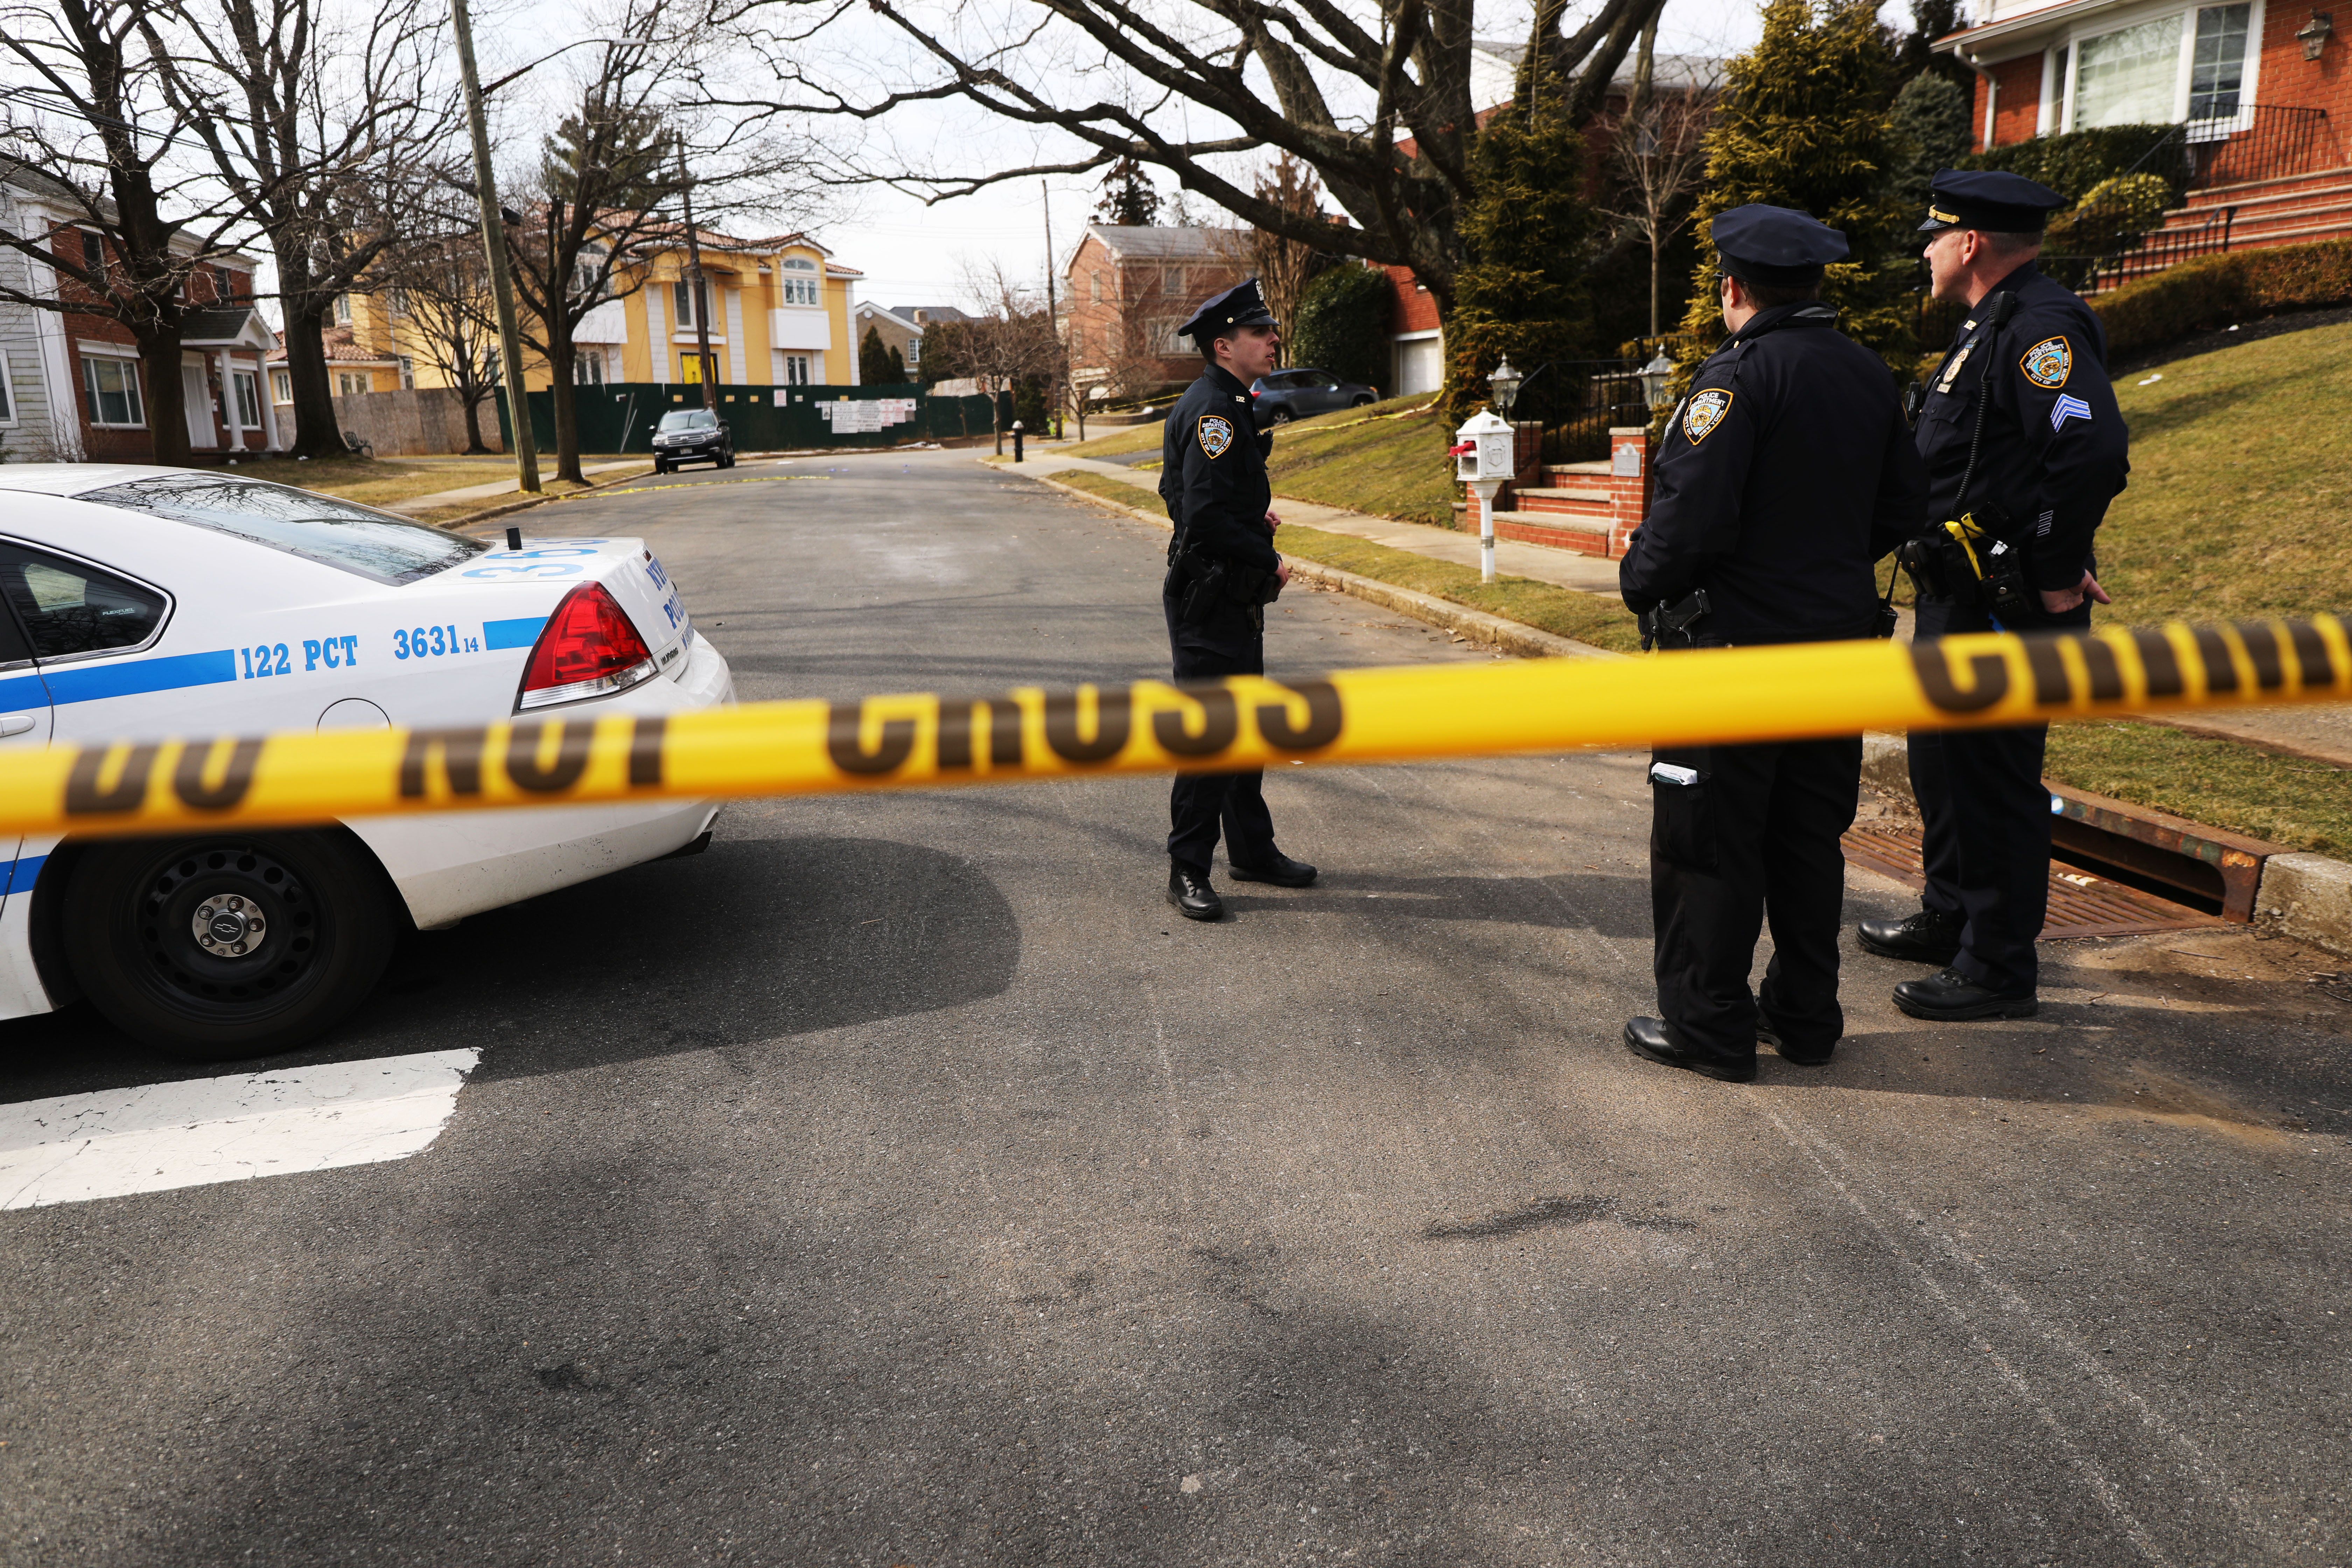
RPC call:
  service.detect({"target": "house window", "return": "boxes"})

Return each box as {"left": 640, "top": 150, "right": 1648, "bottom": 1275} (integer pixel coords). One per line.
{"left": 398, "top": 356, "right": 416, "bottom": 390}
{"left": 672, "top": 278, "right": 713, "bottom": 328}
{"left": 1068, "top": 326, "right": 1083, "bottom": 356}
{"left": 334, "top": 294, "right": 353, "bottom": 325}
{"left": 575, "top": 352, "right": 605, "bottom": 385}
{"left": 779, "top": 257, "right": 821, "bottom": 306}
{"left": 386, "top": 286, "right": 410, "bottom": 316}
{"left": 232, "top": 370, "right": 261, "bottom": 427}
{"left": 81, "top": 357, "right": 145, "bottom": 427}
{"left": 904, "top": 336, "right": 921, "bottom": 367}
{"left": 1162, "top": 266, "right": 1183, "bottom": 295}
{"left": 336, "top": 371, "right": 371, "bottom": 397}
{"left": 1090, "top": 271, "right": 1101, "bottom": 303}
{"left": 0, "top": 353, "right": 16, "bottom": 424}
{"left": 783, "top": 354, "right": 811, "bottom": 385}
{"left": 2189, "top": 4, "right": 2251, "bottom": 122}
{"left": 271, "top": 370, "right": 293, "bottom": 404}
{"left": 2073, "top": 15, "right": 2185, "bottom": 127}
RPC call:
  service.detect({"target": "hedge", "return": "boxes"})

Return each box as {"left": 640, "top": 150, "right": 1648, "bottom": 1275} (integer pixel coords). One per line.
{"left": 1289, "top": 264, "right": 1394, "bottom": 393}
{"left": 2092, "top": 237, "right": 2352, "bottom": 356}
{"left": 1959, "top": 124, "right": 2184, "bottom": 204}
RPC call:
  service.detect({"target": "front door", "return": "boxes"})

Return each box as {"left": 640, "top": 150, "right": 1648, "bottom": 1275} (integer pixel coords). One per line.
{"left": 182, "top": 363, "right": 216, "bottom": 449}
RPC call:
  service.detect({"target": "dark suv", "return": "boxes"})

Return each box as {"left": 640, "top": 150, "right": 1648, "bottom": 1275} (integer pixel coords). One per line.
{"left": 649, "top": 408, "right": 734, "bottom": 472}
{"left": 1250, "top": 368, "right": 1377, "bottom": 424}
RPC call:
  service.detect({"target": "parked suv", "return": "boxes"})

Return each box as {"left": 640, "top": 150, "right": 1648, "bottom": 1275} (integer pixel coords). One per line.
{"left": 1250, "top": 368, "right": 1377, "bottom": 425}
{"left": 650, "top": 408, "right": 734, "bottom": 472}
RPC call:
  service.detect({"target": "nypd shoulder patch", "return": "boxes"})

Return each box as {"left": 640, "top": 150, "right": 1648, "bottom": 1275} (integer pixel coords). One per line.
{"left": 1682, "top": 387, "right": 1734, "bottom": 445}
{"left": 2020, "top": 335, "right": 2072, "bottom": 390}
{"left": 1197, "top": 414, "right": 1234, "bottom": 459}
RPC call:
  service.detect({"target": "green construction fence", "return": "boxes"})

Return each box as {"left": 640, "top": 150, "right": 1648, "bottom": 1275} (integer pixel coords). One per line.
{"left": 493, "top": 382, "right": 1006, "bottom": 455}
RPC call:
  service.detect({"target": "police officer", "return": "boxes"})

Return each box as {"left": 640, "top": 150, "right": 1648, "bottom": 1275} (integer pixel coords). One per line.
{"left": 1618, "top": 205, "right": 1928, "bottom": 1083}
{"left": 1856, "top": 171, "right": 2129, "bottom": 1022}
{"left": 1157, "top": 278, "right": 1317, "bottom": 922}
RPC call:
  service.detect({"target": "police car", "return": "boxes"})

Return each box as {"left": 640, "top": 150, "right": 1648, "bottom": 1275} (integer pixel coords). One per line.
{"left": 0, "top": 465, "right": 734, "bottom": 1061}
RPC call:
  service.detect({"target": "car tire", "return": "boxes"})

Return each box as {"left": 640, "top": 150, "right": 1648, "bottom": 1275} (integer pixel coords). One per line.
{"left": 62, "top": 831, "right": 398, "bottom": 1062}
{"left": 654, "top": 460, "right": 669, "bottom": 474}
{"left": 1351, "top": 395, "right": 1373, "bottom": 408}
{"left": 720, "top": 452, "right": 735, "bottom": 469}
{"left": 1271, "top": 407, "right": 1295, "bottom": 424}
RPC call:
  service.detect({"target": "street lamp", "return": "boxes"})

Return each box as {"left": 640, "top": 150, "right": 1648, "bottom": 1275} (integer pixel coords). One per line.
{"left": 1638, "top": 351, "right": 1677, "bottom": 409}
{"left": 1487, "top": 357, "right": 1522, "bottom": 417}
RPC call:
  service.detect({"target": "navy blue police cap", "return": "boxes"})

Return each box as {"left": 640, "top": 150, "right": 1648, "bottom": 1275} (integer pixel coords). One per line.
{"left": 1180, "top": 277, "right": 1278, "bottom": 342}
{"left": 1919, "top": 169, "right": 2067, "bottom": 233}
{"left": 1710, "top": 204, "right": 1850, "bottom": 286}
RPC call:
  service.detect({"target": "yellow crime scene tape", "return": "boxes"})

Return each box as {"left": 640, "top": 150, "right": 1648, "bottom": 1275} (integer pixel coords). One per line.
{"left": 9, "top": 613, "right": 2347, "bottom": 840}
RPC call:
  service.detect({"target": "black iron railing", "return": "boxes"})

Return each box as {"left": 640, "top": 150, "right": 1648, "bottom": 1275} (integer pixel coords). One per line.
{"left": 2189, "top": 103, "right": 2337, "bottom": 190}
{"left": 1513, "top": 359, "right": 1652, "bottom": 465}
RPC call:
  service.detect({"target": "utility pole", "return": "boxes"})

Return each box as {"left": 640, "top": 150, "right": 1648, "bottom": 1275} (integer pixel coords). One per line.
{"left": 448, "top": 0, "right": 540, "bottom": 493}
{"left": 679, "top": 150, "right": 716, "bottom": 409}
{"left": 1042, "top": 179, "right": 1061, "bottom": 439}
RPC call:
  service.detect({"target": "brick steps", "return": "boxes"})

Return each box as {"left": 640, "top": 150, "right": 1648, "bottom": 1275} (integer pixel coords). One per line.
{"left": 2177, "top": 164, "right": 2352, "bottom": 209}
{"left": 1487, "top": 512, "right": 1614, "bottom": 555}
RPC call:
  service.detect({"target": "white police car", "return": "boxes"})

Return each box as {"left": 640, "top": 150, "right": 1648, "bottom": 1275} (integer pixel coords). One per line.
{"left": 0, "top": 465, "right": 734, "bottom": 1060}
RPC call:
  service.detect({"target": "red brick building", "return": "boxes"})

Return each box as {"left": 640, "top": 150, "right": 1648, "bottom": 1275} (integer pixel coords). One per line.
{"left": 1943, "top": 0, "right": 2350, "bottom": 254}
{"left": 1062, "top": 225, "right": 1245, "bottom": 403}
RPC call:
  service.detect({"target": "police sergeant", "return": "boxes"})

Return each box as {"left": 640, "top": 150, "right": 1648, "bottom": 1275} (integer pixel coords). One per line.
{"left": 1617, "top": 204, "right": 1928, "bottom": 1083}
{"left": 1156, "top": 279, "right": 1318, "bottom": 922}
{"left": 1857, "top": 170, "right": 2130, "bottom": 1022}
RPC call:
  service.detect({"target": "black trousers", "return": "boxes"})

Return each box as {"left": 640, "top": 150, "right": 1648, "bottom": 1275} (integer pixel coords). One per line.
{"left": 1907, "top": 597, "right": 2091, "bottom": 994}
{"left": 1164, "top": 591, "right": 1277, "bottom": 876}
{"left": 1651, "top": 734, "right": 1863, "bottom": 1060}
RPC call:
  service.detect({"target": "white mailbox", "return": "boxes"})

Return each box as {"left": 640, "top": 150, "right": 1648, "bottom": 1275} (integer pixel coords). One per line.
{"left": 1454, "top": 408, "right": 1516, "bottom": 481}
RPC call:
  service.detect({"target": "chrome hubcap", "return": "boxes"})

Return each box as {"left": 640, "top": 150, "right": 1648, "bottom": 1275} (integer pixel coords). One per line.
{"left": 191, "top": 892, "right": 267, "bottom": 958}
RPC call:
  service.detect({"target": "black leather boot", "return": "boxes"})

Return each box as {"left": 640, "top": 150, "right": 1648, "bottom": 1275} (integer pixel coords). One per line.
{"left": 1892, "top": 967, "right": 2038, "bottom": 1021}
{"left": 1167, "top": 866, "right": 1224, "bottom": 922}
{"left": 1229, "top": 853, "right": 1317, "bottom": 888}
{"left": 1857, "top": 907, "right": 1963, "bottom": 966}
{"left": 1756, "top": 1010, "right": 1833, "bottom": 1066}
{"left": 1622, "top": 1017, "right": 1757, "bottom": 1083}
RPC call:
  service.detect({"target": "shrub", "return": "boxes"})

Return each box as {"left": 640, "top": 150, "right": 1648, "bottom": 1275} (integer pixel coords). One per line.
{"left": 1959, "top": 123, "right": 2184, "bottom": 204}
{"left": 2091, "top": 237, "right": 2352, "bottom": 355}
{"left": 1289, "top": 263, "right": 1393, "bottom": 393}
{"left": 2045, "top": 173, "right": 2176, "bottom": 255}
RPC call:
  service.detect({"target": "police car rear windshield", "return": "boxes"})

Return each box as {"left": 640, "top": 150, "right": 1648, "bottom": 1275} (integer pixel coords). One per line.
{"left": 658, "top": 411, "right": 718, "bottom": 430}
{"left": 73, "top": 475, "right": 492, "bottom": 586}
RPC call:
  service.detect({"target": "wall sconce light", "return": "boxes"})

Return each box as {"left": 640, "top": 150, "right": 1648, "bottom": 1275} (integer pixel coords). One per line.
{"left": 2299, "top": 10, "right": 2333, "bottom": 57}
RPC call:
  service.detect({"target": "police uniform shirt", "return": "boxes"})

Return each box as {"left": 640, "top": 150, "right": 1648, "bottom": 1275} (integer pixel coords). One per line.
{"left": 1916, "top": 261, "right": 2129, "bottom": 598}
{"left": 1159, "top": 364, "right": 1279, "bottom": 574}
{"left": 1620, "top": 303, "right": 1927, "bottom": 645}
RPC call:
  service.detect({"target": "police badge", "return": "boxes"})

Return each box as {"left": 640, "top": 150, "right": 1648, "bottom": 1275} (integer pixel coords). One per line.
{"left": 1682, "top": 388, "right": 1734, "bottom": 445}
{"left": 1196, "top": 414, "right": 1235, "bottom": 458}
{"left": 2020, "top": 336, "right": 2072, "bottom": 389}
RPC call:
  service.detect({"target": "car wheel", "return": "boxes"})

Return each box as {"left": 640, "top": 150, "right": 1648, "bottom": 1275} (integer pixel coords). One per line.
{"left": 1271, "top": 407, "right": 1295, "bottom": 424}
{"left": 62, "top": 832, "right": 397, "bottom": 1061}
{"left": 654, "top": 460, "right": 668, "bottom": 474}
{"left": 1351, "top": 395, "right": 1373, "bottom": 407}
{"left": 721, "top": 451, "right": 735, "bottom": 469}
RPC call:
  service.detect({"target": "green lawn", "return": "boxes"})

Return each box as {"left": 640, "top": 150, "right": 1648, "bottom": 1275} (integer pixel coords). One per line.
{"left": 1042, "top": 467, "right": 1646, "bottom": 656}
{"left": 2098, "top": 322, "right": 2352, "bottom": 623}
{"left": 1062, "top": 421, "right": 1171, "bottom": 460}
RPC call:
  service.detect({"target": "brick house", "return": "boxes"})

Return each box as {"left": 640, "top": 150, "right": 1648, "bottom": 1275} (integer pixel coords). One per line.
{"left": 852, "top": 302, "right": 968, "bottom": 380}
{"left": 1062, "top": 225, "right": 1245, "bottom": 401}
{"left": 1942, "top": 0, "right": 2351, "bottom": 256}
{"left": 0, "top": 165, "right": 277, "bottom": 462}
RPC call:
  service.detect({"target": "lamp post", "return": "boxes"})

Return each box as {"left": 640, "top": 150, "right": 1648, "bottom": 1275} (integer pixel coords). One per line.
{"left": 1638, "top": 351, "right": 1677, "bottom": 410}
{"left": 1488, "top": 357, "right": 1522, "bottom": 417}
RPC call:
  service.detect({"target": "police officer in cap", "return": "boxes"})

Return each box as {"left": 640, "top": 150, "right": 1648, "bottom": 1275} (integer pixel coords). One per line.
{"left": 1618, "top": 204, "right": 1927, "bottom": 1083}
{"left": 1156, "top": 278, "right": 1317, "bottom": 921}
{"left": 1856, "top": 170, "right": 2129, "bottom": 1021}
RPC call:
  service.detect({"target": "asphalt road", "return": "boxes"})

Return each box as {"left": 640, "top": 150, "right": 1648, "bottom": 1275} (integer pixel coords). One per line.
{"left": 4, "top": 448, "right": 2349, "bottom": 1566}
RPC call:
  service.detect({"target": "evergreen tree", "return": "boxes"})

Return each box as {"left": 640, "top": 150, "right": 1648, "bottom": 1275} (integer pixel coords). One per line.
{"left": 542, "top": 96, "right": 676, "bottom": 206}
{"left": 860, "top": 324, "right": 907, "bottom": 384}
{"left": 1092, "top": 158, "right": 1162, "bottom": 226}
{"left": 1440, "top": 66, "right": 1596, "bottom": 421}
{"left": 1890, "top": 70, "right": 1973, "bottom": 214}
{"left": 1679, "top": 0, "right": 1914, "bottom": 371}
{"left": 1896, "top": 0, "right": 1975, "bottom": 91}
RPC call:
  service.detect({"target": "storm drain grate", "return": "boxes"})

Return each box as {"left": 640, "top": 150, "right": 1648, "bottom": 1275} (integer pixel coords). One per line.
{"left": 1841, "top": 821, "right": 2225, "bottom": 939}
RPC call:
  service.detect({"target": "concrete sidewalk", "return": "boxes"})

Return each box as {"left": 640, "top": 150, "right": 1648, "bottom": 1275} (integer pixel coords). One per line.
{"left": 385, "top": 459, "right": 647, "bottom": 514}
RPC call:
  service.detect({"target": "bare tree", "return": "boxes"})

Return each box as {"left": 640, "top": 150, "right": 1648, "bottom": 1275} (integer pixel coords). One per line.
{"left": 1212, "top": 152, "right": 1328, "bottom": 368}
{"left": 137, "top": 0, "right": 451, "bottom": 458}
{"left": 713, "top": 0, "right": 1671, "bottom": 318}
{"left": 1597, "top": 42, "right": 1719, "bottom": 337}
{"left": 0, "top": 0, "right": 257, "bottom": 464}
{"left": 936, "top": 258, "right": 1062, "bottom": 454}
{"left": 378, "top": 224, "right": 502, "bottom": 451}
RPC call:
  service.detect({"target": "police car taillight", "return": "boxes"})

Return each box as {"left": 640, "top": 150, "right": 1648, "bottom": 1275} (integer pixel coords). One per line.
{"left": 516, "top": 582, "right": 658, "bottom": 710}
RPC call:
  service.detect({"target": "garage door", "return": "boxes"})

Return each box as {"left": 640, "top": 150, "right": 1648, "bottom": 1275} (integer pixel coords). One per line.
{"left": 1394, "top": 336, "right": 1443, "bottom": 397}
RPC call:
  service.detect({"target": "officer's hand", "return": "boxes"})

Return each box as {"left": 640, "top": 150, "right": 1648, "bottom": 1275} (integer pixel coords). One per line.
{"left": 1275, "top": 558, "right": 1292, "bottom": 588}
{"left": 2040, "top": 570, "right": 2112, "bottom": 614}
{"left": 1265, "top": 509, "right": 1281, "bottom": 534}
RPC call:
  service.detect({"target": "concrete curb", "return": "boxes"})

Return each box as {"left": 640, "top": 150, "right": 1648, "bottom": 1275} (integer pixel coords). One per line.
{"left": 435, "top": 463, "right": 659, "bottom": 532}
{"left": 1024, "top": 466, "right": 2352, "bottom": 955}
{"left": 1022, "top": 470, "right": 1621, "bottom": 663}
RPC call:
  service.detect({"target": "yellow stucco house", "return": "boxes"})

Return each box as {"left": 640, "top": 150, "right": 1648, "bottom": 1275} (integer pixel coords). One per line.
{"left": 552, "top": 228, "right": 862, "bottom": 391}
